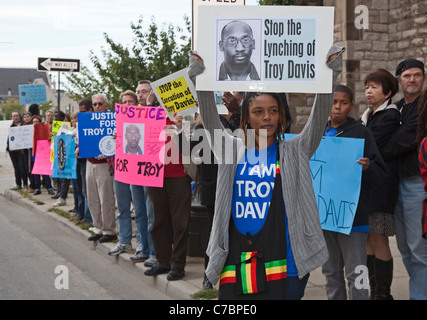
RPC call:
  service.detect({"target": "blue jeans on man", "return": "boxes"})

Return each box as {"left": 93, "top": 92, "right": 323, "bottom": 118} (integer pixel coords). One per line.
{"left": 395, "top": 176, "right": 427, "bottom": 300}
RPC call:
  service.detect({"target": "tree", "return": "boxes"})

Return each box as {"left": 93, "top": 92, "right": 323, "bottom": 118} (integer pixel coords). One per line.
{"left": 65, "top": 15, "right": 191, "bottom": 107}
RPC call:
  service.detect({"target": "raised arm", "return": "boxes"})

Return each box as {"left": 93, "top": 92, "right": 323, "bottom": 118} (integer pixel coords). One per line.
{"left": 298, "top": 46, "right": 345, "bottom": 157}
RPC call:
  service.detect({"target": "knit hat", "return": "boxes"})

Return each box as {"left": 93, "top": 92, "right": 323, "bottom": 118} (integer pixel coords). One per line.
{"left": 395, "top": 59, "right": 425, "bottom": 77}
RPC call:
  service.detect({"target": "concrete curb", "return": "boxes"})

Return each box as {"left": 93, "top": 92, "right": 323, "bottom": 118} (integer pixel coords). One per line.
{"left": 3, "top": 189, "right": 203, "bottom": 300}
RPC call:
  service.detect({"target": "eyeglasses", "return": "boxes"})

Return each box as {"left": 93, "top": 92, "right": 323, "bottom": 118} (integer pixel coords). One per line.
{"left": 93, "top": 102, "right": 104, "bottom": 107}
{"left": 136, "top": 90, "right": 151, "bottom": 95}
{"left": 125, "top": 132, "right": 140, "bottom": 138}
{"left": 223, "top": 36, "right": 253, "bottom": 48}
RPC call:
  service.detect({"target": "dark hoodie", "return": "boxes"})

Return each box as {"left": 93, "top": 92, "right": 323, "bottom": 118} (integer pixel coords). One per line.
{"left": 324, "top": 117, "right": 388, "bottom": 229}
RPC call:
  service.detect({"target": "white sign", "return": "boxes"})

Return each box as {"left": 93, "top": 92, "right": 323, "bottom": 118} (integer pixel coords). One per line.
{"left": 196, "top": 5, "right": 335, "bottom": 93}
{"left": 8, "top": 125, "right": 34, "bottom": 150}
{"left": 0, "top": 121, "right": 12, "bottom": 152}
{"left": 192, "top": 0, "right": 246, "bottom": 50}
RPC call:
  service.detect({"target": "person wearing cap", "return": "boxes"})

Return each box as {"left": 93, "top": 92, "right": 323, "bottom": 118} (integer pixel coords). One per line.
{"left": 382, "top": 58, "right": 427, "bottom": 300}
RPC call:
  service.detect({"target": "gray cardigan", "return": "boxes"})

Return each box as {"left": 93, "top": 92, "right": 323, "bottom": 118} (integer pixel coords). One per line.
{"left": 188, "top": 46, "right": 345, "bottom": 285}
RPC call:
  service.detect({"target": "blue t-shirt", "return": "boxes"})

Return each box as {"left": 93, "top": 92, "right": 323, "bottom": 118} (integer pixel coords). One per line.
{"left": 232, "top": 142, "right": 297, "bottom": 276}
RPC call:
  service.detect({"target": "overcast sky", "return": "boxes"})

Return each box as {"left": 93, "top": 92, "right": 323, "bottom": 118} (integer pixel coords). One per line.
{"left": 0, "top": 0, "right": 258, "bottom": 72}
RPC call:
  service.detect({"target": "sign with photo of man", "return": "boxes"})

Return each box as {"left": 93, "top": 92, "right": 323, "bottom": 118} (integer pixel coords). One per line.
{"left": 196, "top": 5, "right": 335, "bottom": 93}
{"left": 114, "top": 104, "right": 167, "bottom": 187}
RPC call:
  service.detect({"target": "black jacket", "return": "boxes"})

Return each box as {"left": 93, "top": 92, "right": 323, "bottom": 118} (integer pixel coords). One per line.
{"left": 325, "top": 117, "right": 388, "bottom": 227}
{"left": 382, "top": 96, "right": 421, "bottom": 179}
{"left": 361, "top": 100, "right": 401, "bottom": 214}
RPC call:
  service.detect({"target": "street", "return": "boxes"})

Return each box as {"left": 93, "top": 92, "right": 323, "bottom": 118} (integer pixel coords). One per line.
{"left": 0, "top": 195, "right": 169, "bottom": 300}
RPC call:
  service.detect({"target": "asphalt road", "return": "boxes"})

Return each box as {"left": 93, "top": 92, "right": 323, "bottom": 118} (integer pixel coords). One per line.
{"left": 0, "top": 195, "right": 169, "bottom": 300}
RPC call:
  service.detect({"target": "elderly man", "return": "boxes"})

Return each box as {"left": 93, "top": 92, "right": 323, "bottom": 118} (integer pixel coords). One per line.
{"left": 86, "top": 94, "right": 117, "bottom": 243}
{"left": 382, "top": 59, "right": 427, "bottom": 300}
{"left": 218, "top": 20, "right": 260, "bottom": 81}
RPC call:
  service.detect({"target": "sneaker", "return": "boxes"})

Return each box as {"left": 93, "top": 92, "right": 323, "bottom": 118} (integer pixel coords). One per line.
{"left": 108, "top": 243, "right": 132, "bottom": 256}
{"left": 144, "top": 265, "right": 170, "bottom": 277}
{"left": 130, "top": 251, "right": 149, "bottom": 264}
{"left": 144, "top": 256, "right": 158, "bottom": 267}
{"left": 47, "top": 188, "right": 55, "bottom": 195}
{"left": 98, "top": 234, "right": 117, "bottom": 243}
{"left": 53, "top": 198, "right": 66, "bottom": 207}
{"left": 167, "top": 267, "right": 185, "bottom": 281}
{"left": 33, "top": 189, "right": 41, "bottom": 195}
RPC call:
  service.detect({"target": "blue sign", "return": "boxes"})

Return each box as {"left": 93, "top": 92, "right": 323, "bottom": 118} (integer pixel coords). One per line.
{"left": 52, "top": 135, "right": 77, "bottom": 179}
{"left": 18, "top": 84, "right": 47, "bottom": 105}
{"left": 285, "top": 134, "right": 365, "bottom": 235}
{"left": 77, "top": 111, "right": 116, "bottom": 158}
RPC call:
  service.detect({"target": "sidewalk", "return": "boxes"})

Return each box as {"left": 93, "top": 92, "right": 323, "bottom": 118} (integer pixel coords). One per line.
{"left": 0, "top": 153, "right": 410, "bottom": 300}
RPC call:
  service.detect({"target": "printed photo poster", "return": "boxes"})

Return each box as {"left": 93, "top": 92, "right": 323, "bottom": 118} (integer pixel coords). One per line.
{"left": 77, "top": 112, "right": 116, "bottom": 158}
{"left": 150, "top": 68, "right": 198, "bottom": 120}
{"left": 32, "top": 140, "right": 53, "bottom": 176}
{"left": 52, "top": 134, "right": 77, "bottom": 179}
{"left": 51, "top": 121, "right": 70, "bottom": 161}
{"left": 192, "top": 0, "right": 246, "bottom": 50}
{"left": 114, "top": 104, "right": 167, "bottom": 187}
{"left": 286, "top": 134, "right": 365, "bottom": 235}
{"left": 196, "top": 5, "right": 334, "bottom": 93}
{"left": 8, "top": 125, "right": 34, "bottom": 150}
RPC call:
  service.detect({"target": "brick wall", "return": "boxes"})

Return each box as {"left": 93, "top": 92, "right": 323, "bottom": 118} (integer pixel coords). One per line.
{"left": 288, "top": 0, "right": 427, "bottom": 133}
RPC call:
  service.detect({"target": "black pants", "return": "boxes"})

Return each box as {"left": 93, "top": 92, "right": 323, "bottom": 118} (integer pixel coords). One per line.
{"left": 9, "top": 151, "right": 28, "bottom": 187}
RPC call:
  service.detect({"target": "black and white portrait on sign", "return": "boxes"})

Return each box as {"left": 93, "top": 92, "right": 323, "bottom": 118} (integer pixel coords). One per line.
{"left": 216, "top": 19, "right": 262, "bottom": 81}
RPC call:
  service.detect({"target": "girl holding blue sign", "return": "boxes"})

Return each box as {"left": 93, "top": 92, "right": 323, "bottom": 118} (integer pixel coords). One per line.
{"left": 189, "top": 45, "right": 344, "bottom": 300}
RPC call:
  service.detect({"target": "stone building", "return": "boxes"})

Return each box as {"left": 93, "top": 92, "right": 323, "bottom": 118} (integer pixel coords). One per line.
{"left": 289, "top": 0, "right": 427, "bottom": 133}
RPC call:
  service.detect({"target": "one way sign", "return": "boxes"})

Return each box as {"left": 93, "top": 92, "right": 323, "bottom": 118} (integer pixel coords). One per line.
{"left": 37, "top": 57, "right": 80, "bottom": 73}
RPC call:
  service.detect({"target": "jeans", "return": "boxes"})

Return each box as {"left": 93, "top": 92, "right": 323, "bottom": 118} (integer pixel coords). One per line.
{"left": 322, "top": 230, "right": 369, "bottom": 300}
{"left": 395, "top": 176, "right": 427, "bottom": 300}
{"left": 131, "top": 185, "right": 154, "bottom": 256}
{"left": 80, "top": 161, "right": 92, "bottom": 223}
{"left": 114, "top": 180, "right": 133, "bottom": 245}
{"left": 286, "top": 275, "right": 310, "bottom": 300}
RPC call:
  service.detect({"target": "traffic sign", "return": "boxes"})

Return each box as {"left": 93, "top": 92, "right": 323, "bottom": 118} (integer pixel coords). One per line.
{"left": 37, "top": 57, "right": 80, "bottom": 73}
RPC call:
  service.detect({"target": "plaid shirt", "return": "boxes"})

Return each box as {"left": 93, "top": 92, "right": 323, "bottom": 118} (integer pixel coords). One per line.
{"left": 419, "top": 137, "right": 427, "bottom": 239}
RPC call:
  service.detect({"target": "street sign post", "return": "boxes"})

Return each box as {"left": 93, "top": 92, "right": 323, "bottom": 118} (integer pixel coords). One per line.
{"left": 37, "top": 57, "right": 80, "bottom": 73}
{"left": 37, "top": 57, "right": 80, "bottom": 111}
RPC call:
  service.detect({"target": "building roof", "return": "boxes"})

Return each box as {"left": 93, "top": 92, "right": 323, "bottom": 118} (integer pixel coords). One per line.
{"left": 0, "top": 68, "right": 50, "bottom": 98}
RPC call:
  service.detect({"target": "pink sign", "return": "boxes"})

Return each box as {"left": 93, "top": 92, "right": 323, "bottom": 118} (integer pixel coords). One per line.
{"left": 32, "top": 140, "right": 53, "bottom": 176}
{"left": 114, "top": 104, "right": 167, "bottom": 187}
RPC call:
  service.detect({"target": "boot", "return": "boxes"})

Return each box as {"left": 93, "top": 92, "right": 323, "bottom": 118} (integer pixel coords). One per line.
{"left": 374, "top": 258, "right": 394, "bottom": 300}
{"left": 366, "top": 255, "right": 376, "bottom": 300}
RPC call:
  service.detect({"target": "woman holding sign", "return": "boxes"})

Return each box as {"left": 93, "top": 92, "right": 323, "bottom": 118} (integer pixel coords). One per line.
{"left": 188, "top": 45, "right": 344, "bottom": 300}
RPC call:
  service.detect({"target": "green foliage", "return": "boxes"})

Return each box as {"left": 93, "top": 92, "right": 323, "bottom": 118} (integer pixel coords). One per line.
{"left": 65, "top": 15, "right": 191, "bottom": 106}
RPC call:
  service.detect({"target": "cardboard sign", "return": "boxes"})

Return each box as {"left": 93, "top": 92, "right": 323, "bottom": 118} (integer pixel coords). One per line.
{"left": 18, "top": 84, "right": 47, "bottom": 105}
{"left": 77, "top": 112, "right": 116, "bottom": 158}
{"left": 192, "top": 0, "right": 246, "bottom": 50}
{"left": 286, "top": 134, "right": 364, "bottom": 235}
{"left": 196, "top": 5, "right": 334, "bottom": 93}
{"left": 33, "top": 123, "right": 50, "bottom": 155}
{"left": 0, "top": 120, "right": 12, "bottom": 152}
{"left": 8, "top": 125, "right": 34, "bottom": 150}
{"left": 31, "top": 140, "right": 53, "bottom": 176}
{"left": 114, "top": 104, "right": 167, "bottom": 187}
{"left": 52, "top": 135, "right": 77, "bottom": 179}
{"left": 150, "top": 68, "right": 198, "bottom": 119}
